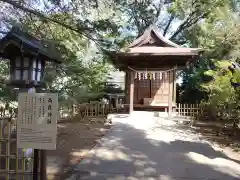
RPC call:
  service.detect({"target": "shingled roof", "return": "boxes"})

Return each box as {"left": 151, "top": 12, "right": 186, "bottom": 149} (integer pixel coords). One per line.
{"left": 117, "top": 25, "right": 203, "bottom": 56}
{"left": 129, "top": 25, "right": 181, "bottom": 48}
{"left": 110, "top": 26, "right": 203, "bottom": 69}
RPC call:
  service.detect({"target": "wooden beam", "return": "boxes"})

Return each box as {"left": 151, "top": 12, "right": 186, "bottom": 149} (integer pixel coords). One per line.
{"left": 126, "top": 61, "right": 187, "bottom": 69}
{"left": 129, "top": 71, "right": 135, "bottom": 114}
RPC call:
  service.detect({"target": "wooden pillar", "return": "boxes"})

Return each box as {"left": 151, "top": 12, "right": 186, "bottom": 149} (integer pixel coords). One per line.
{"left": 129, "top": 71, "right": 135, "bottom": 114}
{"left": 124, "top": 71, "right": 129, "bottom": 104}
{"left": 168, "top": 71, "right": 173, "bottom": 118}
{"left": 173, "top": 69, "right": 177, "bottom": 105}
{"left": 173, "top": 69, "right": 177, "bottom": 114}
{"left": 116, "top": 96, "right": 119, "bottom": 112}
{"left": 109, "top": 96, "right": 112, "bottom": 107}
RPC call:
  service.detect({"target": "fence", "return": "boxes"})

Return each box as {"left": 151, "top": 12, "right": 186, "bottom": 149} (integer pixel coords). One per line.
{"left": 0, "top": 103, "right": 80, "bottom": 180}
{"left": 0, "top": 106, "right": 33, "bottom": 180}
{"left": 59, "top": 103, "right": 202, "bottom": 120}
{"left": 78, "top": 103, "right": 117, "bottom": 118}
{"left": 175, "top": 103, "right": 201, "bottom": 119}
{"left": 59, "top": 103, "right": 118, "bottom": 120}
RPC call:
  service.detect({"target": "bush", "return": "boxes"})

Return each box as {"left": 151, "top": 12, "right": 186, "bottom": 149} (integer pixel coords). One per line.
{"left": 201, "top": 60, "right": 240, "bottom": 125}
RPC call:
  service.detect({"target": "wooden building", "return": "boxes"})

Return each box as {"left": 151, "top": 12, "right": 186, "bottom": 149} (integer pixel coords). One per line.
{"left": 110, "top": 26, "right": 203, "bottom": 116}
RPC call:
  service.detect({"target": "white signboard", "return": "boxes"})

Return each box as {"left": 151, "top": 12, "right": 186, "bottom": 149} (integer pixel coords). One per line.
{"left": 17, "top": 93, "right": 58, "bottom": 150}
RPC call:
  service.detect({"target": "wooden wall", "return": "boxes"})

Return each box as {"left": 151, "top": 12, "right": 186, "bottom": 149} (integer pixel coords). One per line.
{"left": 125, "top": 70, "right": 176, "bottom": 107}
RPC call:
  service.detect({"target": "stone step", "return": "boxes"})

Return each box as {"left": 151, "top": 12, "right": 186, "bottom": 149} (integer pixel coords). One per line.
{"left": 131, "top": 111, "right": 156, "bottom": 117}
{"left": 107, "top": 112, "right": 194, "bottom": 121}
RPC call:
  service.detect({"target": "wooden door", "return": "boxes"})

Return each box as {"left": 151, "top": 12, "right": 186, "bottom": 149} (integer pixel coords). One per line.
{"left": 151, "top": 73, "right": 169, "bottom": 105}
{"left": 134, "top": 79, "right": 139, "bottom": 104}
{"left": 135, "top": 79, "right": 150, "bottom": 104}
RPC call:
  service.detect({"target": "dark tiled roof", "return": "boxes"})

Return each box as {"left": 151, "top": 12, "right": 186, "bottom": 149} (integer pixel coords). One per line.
{"left": 0, "top": 27, "right": 61, "bottom": 63}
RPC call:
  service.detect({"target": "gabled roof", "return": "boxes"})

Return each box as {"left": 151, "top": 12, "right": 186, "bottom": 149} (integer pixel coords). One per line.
{"left": 110, "top": 26, "right": 204, "bottom": 69}
{"left": 0, "top": 27, "right": 61, "bottom": 63}
{"left": 114, "top": 26, "right": 203, "bottom": 57}
{"left": 129, "top": 25, "right": 181, "bottom": 48}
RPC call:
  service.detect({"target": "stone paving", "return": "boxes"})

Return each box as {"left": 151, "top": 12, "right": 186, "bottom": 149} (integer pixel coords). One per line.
{"left": 65, "top": 114, "right": 240, "bottom": 180}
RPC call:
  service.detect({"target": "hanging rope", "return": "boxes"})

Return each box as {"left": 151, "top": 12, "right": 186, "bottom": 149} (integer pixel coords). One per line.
{"left": 127, "top": 66, "right": 177, "bottom": 73}
{"left": 127, "top": 66, "right": 177, "bottom": 80}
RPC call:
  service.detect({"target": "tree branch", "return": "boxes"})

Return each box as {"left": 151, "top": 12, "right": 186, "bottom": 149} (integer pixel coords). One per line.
{"left": 163, "top": 15, "right": 174, "bottom": 36}
{"left": 169, "top": 10, "right": 197, "bottom": 40}
{"left": 168, "top": 0, "right": 205, "bottom": 40}
{"left": 129, "top": 9, "right": 142, "bottom": 35}
{"left": 153, "top": 2, "right": 162, "bottom": 18}
{"left": 0, "top": 0, "right": 98, "bottom": 41}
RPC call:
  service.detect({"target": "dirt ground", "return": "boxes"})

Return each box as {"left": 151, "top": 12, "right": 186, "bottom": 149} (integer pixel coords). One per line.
{"left": 46, "top": 116, "right": 111, "bottom": 180}
{"left": 191, "top": 121, "right": 240, "bottom": 152}
{"left": 45, "top": 117, "right": 240, "bottom": 179}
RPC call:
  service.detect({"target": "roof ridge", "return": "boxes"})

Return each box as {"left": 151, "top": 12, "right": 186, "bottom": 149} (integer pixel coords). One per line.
{"left": 129, "top": 25, "right": 181, "bottom": 48}
{"left": 151, "top": 27, "right": 180, "bottom": 48}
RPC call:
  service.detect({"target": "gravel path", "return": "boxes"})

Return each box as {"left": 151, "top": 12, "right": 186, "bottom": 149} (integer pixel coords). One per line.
{"left": 65, "top": 114, "right": 240, "bottom": 180}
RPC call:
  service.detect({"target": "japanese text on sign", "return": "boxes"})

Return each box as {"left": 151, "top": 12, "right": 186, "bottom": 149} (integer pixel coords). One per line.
{"left": 17, "top": 93, "right": 58, "bottom": 150}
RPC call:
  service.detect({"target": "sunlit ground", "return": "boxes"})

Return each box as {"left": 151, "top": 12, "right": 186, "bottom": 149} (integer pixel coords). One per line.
{"left": 66, "top": 113, "right": 240, "bottom": 180}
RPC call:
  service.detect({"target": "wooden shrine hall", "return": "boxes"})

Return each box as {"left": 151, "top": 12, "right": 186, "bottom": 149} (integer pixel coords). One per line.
{"left": 110, "top": 26, "right": 203, "bottom": 116}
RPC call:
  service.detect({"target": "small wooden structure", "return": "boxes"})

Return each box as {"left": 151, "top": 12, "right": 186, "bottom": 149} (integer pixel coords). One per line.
{"left": 110, "top": 26, "right": 202, "bottom": 116}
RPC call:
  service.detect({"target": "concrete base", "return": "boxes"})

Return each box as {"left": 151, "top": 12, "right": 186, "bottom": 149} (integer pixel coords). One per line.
{"left": 131, "top": 111, "right": 177, "bottom": 118}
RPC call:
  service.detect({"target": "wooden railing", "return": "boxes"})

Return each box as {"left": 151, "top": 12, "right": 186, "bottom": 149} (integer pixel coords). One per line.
{"left": 0, "top": 103, "right": 118, "bottom": 121}
{"left": 0, "top": 106, "right": 33, "bottom": 179}
{"left": 59, "top": 103, "right": 120, "bottom": 120}
{"left": 60, "top": 103, "right": 202, "bottom": 120}
{"left": 59, "top": 106, "right": 76, "bottom": 119}
{"left": 0, "top": 102, "right": 202, "bottom": 121}
{"left": 78, "top": 103, "right": 115, "bottom": 117}
{"left": 175, "top": 103, "right": 201, "bottom": 118}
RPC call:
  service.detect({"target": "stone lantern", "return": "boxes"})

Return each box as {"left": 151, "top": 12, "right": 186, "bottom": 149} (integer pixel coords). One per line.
{"left": 0, "top": 26, "right": 61, "bottom": 179}
{"left": 0, "top": 26, "right": 61, "bottom": 88}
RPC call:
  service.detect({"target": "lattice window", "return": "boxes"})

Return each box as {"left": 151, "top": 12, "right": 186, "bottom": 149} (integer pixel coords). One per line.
{"left": 138, "top": 79, "right": 149, "bottom": 88}
{"left": 164, "top": 72, "right": 169, "bottom": 80}
{"left": 0, "top": 116, "right": 34, "bottom": 180}
{"left": 152, "top": 79, "right": 162, "bottom": 88}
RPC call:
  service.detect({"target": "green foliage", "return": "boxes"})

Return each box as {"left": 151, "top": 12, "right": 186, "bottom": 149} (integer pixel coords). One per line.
{"left": 180, "top": 2, "right": 240, "bottom": 97}
{"left": 232, "top": 70, "right": 240, "bottom": 84}
{"left": 0, "top": 61, "right": 16, "bottom": 103}
{"left": 178, "top": 2, "right": 240, "bottom": 125}
{"left": 10, "top": 16, "right": 115, "bottom": 105}
{"left": 200, "top": 60, "right": 240, "bottom": 122}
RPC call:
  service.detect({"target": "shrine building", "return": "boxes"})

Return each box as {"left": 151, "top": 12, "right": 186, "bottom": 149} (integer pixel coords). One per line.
{"left": 110, "top": 26, "right": 203, "bottom": 116}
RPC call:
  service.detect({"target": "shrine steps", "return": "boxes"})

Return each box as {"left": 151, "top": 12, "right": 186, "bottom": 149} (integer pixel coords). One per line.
{"left": 130, "top": 111, "right": 177, "bottom": 118}
{"left": 107, "top": 111, "right": 194, "bottom": 123}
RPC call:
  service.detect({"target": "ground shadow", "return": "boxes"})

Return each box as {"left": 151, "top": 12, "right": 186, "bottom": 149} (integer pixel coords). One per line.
{"left": 192, "top": 121, "right": 240, "bottom": 150}
{"left": 47, "top": 118, "right": 111, "bottom": 180}
{"left": 62, "top": 118, "right": 240, "bottom": 180}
